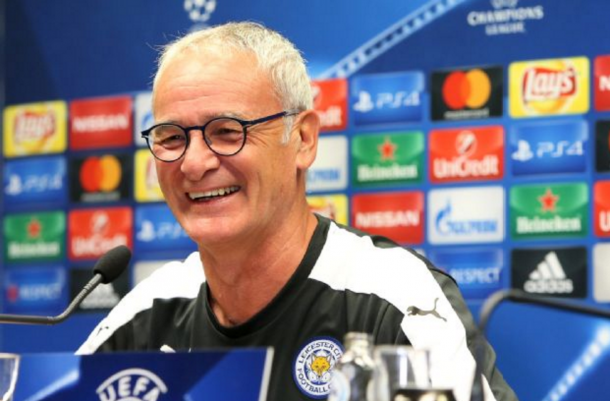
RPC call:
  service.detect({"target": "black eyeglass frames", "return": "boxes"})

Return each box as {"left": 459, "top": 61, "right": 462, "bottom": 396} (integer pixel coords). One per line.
{"left": 141, "top": 110, "right": 300, "bottom": 162}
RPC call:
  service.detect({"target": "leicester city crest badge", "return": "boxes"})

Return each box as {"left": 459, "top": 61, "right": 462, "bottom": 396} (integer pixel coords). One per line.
{"left": 293, "top": 336, "right": 344, "bottom": 399}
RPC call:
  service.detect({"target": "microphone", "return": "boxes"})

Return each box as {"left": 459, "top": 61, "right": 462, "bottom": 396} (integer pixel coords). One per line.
{"left": 470, "top": 289, "right": 610, "bottom": 401}
{"left": 0, "top": 245, "right": 131, "bottom": 325}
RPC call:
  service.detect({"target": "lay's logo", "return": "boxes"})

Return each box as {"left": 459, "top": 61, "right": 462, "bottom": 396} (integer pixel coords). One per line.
{"left": 3, "top": 101, "right": 67, "bottom": 157}
{"left": 510, "top": 57, "right": 589, "bottom": 117}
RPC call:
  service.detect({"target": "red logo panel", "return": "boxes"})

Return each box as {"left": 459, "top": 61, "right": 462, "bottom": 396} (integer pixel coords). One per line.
{"left": 68, "top": 207, "right": 133, "bottom": 260}
{"left": 351, "top": 192, "right": 424, "bottom": 245}
{"left": 311, "top": 78, "right": 348, "bottom": 132}
{"left": 69, "top": 96, "right": 133, "bottom": 150}
{"left": 429, "top": 126, "right": 504, "bottom": 183}
{"left": 595, "top": 55, "right": 610, "bottom": 111}
{"left": 594, "top": 181, "right": 610, "bottom": 237}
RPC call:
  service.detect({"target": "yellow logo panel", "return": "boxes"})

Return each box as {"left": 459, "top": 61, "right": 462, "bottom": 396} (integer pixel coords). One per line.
{"left": 3, "top": 101, "right": 67, "bottom": 157}
{"left": 134, "top": 149, "right": 165, "bottom": 202}
{"left": 509, "top": 57, "right": 589, "bottom": 117}
{"left": 307, "top": 194, "right": 348, "bottom": 225}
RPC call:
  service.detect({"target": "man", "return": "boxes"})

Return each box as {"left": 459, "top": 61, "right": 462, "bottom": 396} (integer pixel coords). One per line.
{"left": 78, "top": 22, "right": 517, "bottom": 401}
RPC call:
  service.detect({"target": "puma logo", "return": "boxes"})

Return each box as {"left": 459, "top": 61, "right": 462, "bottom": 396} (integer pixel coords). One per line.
{"left": 406, "top": 298, "right": 447, "bottom": 322}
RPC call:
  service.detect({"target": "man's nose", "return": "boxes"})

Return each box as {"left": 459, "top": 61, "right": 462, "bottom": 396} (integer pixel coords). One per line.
{"left": 180, "top": 132, "right": 221, "bottom": 180}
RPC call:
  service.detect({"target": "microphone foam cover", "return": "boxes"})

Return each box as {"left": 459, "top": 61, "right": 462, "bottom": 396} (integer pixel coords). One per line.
{"left": 93, "top": 245, "right": 132, "bottom": 284}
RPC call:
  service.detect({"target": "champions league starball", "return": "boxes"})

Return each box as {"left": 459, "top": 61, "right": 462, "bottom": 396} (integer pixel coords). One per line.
{"left": 184, "top": 0, "right": 217, "bottom": 23}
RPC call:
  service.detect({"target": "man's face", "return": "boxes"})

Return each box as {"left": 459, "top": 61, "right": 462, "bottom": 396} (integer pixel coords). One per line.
{"left": 152, "top": 48, "right": 304, "bottom": 247}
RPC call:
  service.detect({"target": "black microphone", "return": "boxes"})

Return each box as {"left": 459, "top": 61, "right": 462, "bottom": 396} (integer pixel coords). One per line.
{"left": 470, "top": 289, "right": 610, "bottom": 401}
{"left": 0, "top": 245, "right": 131, "bottom": 325}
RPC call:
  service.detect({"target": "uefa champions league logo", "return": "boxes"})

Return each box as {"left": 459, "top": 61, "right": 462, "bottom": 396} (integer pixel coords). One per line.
{"left": 184, "top": 0, "right": 217, "bottom": 23}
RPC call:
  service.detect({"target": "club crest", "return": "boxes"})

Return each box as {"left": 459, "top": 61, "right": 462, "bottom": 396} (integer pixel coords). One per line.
{"left": 293, "top": 337, "right": 344, "bottom": 399}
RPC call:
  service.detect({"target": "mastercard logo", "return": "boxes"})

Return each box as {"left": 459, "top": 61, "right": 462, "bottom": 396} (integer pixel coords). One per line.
{"left": 80, "top": 155, "right": 122, "bottom": 192}
{"left": 442, "top": 69, "right": 491, "bottom": 110}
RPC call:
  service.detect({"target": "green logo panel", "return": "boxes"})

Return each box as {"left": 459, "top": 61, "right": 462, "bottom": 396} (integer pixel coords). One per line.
{"left": 351, "top": 131, "right": 423, "bottom": 187}
{"left": 4, "top": 211, "right": 66, "bottom": 262}
{"left": 510, "top": 183, "right": 588, "bottom": 239}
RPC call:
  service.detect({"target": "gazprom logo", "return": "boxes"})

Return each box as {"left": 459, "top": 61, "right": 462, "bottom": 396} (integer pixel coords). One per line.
{"left": 428, "top": 186, "right": 504, "bottom": 244}
{"left": 97, "top": 368, "right": 167, "bottom": 401}
{"left": 307, "top": 136, "right": 347, "bottom": 192}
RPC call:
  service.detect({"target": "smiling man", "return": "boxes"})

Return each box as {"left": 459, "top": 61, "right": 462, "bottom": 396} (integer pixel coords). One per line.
{"left": 78, "top": 22, "right": 517, "bottom": 401}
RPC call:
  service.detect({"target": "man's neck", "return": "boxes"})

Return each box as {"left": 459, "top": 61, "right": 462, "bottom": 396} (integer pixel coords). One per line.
{"left": 201, "top": 212, "right": 319, "bottom": 327}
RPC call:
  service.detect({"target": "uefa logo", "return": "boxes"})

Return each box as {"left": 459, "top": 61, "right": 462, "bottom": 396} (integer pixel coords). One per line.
{"left": 97, "top": 368, "right": 168, "bottom": 401}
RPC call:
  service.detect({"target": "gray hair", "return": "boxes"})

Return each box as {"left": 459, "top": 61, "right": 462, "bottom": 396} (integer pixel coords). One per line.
{"left": 153, "top": 22, "right": 313, "bottom": 140}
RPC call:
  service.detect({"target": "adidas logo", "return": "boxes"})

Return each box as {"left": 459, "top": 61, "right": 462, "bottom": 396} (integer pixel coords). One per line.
{"left": 524, "top": 251, "right": 574, "bottom": 294}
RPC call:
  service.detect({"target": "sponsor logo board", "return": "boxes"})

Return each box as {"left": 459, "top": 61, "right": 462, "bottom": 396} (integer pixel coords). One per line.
{"left": 135, "top": 204, "right": 195, "bottom": 252}
{"left": 3, "top": 156, "right": 67, "bottom": 206}
{"left": 134, "top": 149, "right": 164, "bottom": 202}
{"left": 3, "top": 101, "right": 67, "bottom": 157}
{"left": 594, "top": 181, "right": 610, "bottom": 237}
{"left": 311, "top": 78, "right": 348, "bottom": 132}
{"left": 70, "top": 154, "right": 132, "bottom": 203}
{"left": 4, "top": 267, "right": 66, "bottom": 314}
{"left": 511, "top": 247, "right": 587, "bottom": 298}
{"left": 351, "top": 71, "right": 424, "bottom": 125}
{"left": 593, "top": 244, "right": 610, "bottom": 302}
{"left": 3, "top": 211, "right": 65, "bottom": 263}
{"left": 431, "top": 66, "right": 502, "bottom": 121}
{"left": 307, "top": 194, "right": 348, "bottom": 225}
{"left": 428, "top": 248, "right": 504, "bottom": 300}
{"left": 510, "top": 120, "right": 587, "bottom": 176}
{"left": 134, "top": 91, "right": 154, "bottom": 147}
{"left": 352, "top": 132, "right": 423, "bottom": 187}
{"left": 594, "top": 55, "right": 610, "bottom": 111}
{"left": 133, "top": 260, "right": 172, "bottom": 286}
{"left": 510, "top": 183, "right": 587, "bottom": 239}
{"left": 427, "top": 186, "right": 504, "bottom": 244}
{"left": 307, "top": 136, "right": 348, "bottom": 192}
{"left": 70, "top": 268, "right": 128, "bottom": 312}
{"left": 595, "top": 120, "right": 610, "bottom": 173}
{"left": 509, "top": 57, "right": 589, "bottom": 118}
{"left": 429, "top": 126, "right": 503, "bottom": 183}
{"left": 70, "top": 95, "right": 133, "bottom": 150}
{"left": 68, "top": 207, "right": 133, "bottom": 261}
{"left": 351, "top": 191, "right": 424, "bottom": 245}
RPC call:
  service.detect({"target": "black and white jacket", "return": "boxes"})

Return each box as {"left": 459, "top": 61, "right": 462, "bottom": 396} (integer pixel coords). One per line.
{"left": 78, "top": 215, "right": 517, "bottom": 401}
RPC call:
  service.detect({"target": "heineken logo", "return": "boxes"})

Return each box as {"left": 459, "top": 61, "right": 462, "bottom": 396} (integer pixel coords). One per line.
{"left": 4, "top": 212, "right": 65, "bottom": 262}
{"left": 352, "top": 132, "right": 423, "bottom": 186}
{"left": 510, "top": 183, "right": 588, "bottom": 239}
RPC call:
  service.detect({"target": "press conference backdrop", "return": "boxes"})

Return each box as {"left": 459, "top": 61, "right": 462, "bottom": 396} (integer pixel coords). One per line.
{"left": 2, "top": 0, "right": 610, "bottom": 399}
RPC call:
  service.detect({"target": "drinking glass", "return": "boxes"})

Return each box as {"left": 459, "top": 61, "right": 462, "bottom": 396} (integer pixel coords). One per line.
{"left": 0, "top": 353, "right": 19, "bottom": 401}
{"left": 372, "top": 345, "right": 431, "bottom": 401}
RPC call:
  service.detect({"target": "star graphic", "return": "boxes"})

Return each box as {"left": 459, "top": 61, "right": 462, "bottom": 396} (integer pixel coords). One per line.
{"left": 27, "top": 218, "right": 42, "bottom": 239}
{"left": 378, "top": 137, "right": 397, "bottom": 161}
{"left": 538, "top": 188, "right": 559, "bottom": 212}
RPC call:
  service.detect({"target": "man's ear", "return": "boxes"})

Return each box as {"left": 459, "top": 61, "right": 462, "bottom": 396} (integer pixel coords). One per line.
{"left": 295, "top": 110, "right": 320, "bottom": 170}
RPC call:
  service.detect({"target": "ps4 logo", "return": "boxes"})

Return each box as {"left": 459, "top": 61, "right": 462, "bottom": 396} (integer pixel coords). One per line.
{"left": 5, "top": 173, "right": 63, "bottom": 195}
{"left": 137, "top": 220, "right": 188, "bottom": 242}
{"left": 353, "top": 90, "right": 421, "bottom": 113}
{"left": 512, "top": 139, "right": 583, "bottom": 161}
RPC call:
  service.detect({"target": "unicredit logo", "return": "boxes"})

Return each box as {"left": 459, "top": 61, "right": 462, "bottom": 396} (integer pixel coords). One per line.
{"left": 96, "top": 368, "right": 167, "bottom": 401}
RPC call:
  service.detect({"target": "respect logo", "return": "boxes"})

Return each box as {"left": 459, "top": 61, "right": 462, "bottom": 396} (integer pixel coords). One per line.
{"left": 509, "top": 57, "right": 589, "bottom": 117}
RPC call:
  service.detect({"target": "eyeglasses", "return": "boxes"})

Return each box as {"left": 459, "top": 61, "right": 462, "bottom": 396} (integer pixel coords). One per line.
{"left": 141, "top": 110, "right": 300, "bottom": 162}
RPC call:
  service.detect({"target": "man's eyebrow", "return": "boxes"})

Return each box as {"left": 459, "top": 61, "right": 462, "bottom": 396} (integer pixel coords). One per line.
{"left": 155, "top": 112, "right": 247, "bottom": 126}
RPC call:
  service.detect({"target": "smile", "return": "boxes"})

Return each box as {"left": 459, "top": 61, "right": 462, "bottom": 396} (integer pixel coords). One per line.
{"left": 188, "top": 186, "right": 240, "bottom": 201}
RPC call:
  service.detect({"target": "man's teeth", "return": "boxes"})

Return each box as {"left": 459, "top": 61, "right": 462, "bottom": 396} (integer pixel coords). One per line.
{"left": 189, "top": 186, "right": 239, "bottom": 200}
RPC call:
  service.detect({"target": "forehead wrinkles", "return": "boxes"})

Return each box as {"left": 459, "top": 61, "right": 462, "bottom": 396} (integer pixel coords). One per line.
{"left": 153, "top": 47, "right": 283, "bottom": 117}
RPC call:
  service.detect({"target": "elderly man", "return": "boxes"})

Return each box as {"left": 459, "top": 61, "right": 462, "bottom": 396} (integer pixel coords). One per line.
{"left": 78, "top": 22, "right": 517, "bottom": 401}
